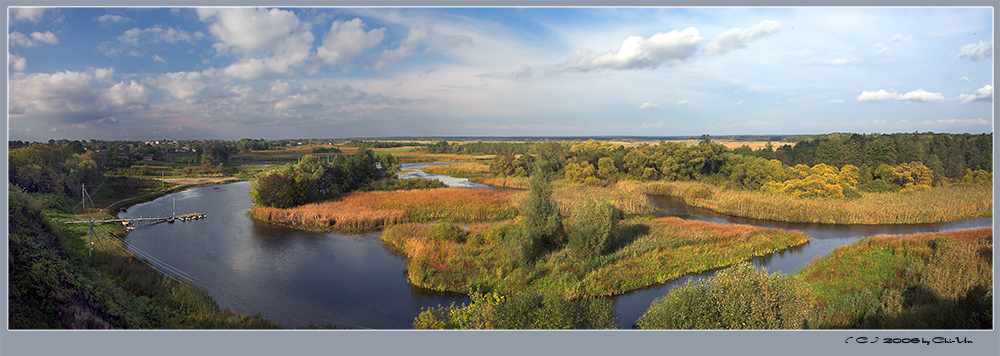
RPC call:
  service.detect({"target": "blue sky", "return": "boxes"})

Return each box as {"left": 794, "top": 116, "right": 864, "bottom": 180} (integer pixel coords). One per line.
{"left": 6, "top": 6, "right": 994, "bottom": 141}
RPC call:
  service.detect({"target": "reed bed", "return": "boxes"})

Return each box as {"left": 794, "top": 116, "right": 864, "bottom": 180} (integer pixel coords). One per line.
{"left": 797, "top": 228, "right": 992, "bottom": 329}
{"left": 383, "top": 217, "right": 809, "bottom": 298}
{"left": 422, "top": 162, "right": 492, "bottom": 176}
{"left": 250, "top": 187, "right": 518, "bottom": 231}
{"left": 628, "top": 180, "right": 992, "bottom": 224}
{"left": 469, "top": 176, "right": 531, "bottom": 189}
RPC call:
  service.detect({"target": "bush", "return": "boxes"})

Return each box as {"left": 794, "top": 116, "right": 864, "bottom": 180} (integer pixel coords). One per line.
{"left": 414, "top": 291, "right": 617, "bottom": 329}
{"left": 567, "top": 198, "right": 622, "bottom": 258}
{"left": 427, "top": 223, "right": 467, "bottom": 242}
{"left": 635, "top": 262, "right": 809, "bottom": 329}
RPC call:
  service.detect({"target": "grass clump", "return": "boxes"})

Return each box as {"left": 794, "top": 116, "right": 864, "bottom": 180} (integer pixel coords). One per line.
{"left": 413, "top": 291, "right": 616, "bottom": 329}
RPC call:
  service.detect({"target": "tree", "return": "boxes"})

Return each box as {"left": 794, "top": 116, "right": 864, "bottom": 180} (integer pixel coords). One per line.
{"left": 505, "top": 172, "right": 565, "bottom": 264}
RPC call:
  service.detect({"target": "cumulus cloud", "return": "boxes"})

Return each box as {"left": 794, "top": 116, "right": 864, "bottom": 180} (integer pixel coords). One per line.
{"left": 9, "top": 31, "right": 59, "bottom": 47}
{"left": 9, "top": 53, "right": 27, "bottom": 71}
{"left": 704, "top": 20, "right": 781, "bottom": 55}
{"left": 119, "top": 26, "right": 193, "bottom": 45}
{"left": 198, "top": 8, "right": 314, "bottom": 79}
{"left": 317, "top": 18, "right": 386, "bottom": 70}
{"left": 551, "top": 27, "right": 703, "bottom": 73}
{"left": 957, "top": 40, "right": 992, "bottom": 60}
{"left": 95, "top": 13, "right": 129, "bottom": 24}
{"left": 11, "top": 8, "right": 46, "bottom": 23}
{"left": 677, "top": 100, "right": 696, "bottom": 107}
{"left": 147, "top": 70, "right": 219, "bottom": 103}
{"left": 638, "top": 102, "right": 662, "bottom": 110}
{"left": 9, "top": 68, "right": 150, "bottom": 124}
{"left": 958, "top": 85, "right": 993, "bottom": 103}
{"left": 375, "top": 24, "right": 430, "bottom": 71}
{"left": 857, "top": 89, "right": 944, "bottom": 102}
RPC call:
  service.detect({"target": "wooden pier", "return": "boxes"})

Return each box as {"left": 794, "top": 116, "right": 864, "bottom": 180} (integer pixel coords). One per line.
{"left": 65, "top": 213, "right": 206, "bottom": 226}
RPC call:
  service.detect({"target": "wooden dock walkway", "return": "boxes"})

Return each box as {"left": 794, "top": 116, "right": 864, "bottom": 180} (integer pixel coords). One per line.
{"left": 65, "top": 213, "right": 206, "bottom": 225}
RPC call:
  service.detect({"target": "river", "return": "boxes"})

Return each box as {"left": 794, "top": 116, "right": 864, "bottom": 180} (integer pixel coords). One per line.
{"left": 120, "top": 164, "right": 991, "bottom": 329}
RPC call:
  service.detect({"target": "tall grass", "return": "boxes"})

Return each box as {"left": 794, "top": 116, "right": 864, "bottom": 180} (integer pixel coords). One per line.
{"left": 628, "top": 180, "right": 992, "bottom": 224}
{"left": 797, "top": 228, "right": 992, "bottom": 329}
{"left": 382, "top": 216, "right": 809, "bottom": 298}
{"left": 421, "top": 162, "right": 492, "bottom": 177}
{"left": 250, "top": 187, "right": 518, "bottom": 231}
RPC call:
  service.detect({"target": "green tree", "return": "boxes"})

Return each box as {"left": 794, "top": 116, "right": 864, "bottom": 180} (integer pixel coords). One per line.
{"left": 505, "top": 172, "right": 565, "bottom": 264}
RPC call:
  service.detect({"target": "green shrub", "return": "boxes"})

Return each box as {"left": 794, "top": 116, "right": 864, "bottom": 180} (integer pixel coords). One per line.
{"left": 567, "top": 198, "right": 623, "bottom": 258}
{"left": 635, "top": 262, "right": 809, "bottom": 329}
{"left": 414, "top": 291, "right": 616, "bottom": 329}
{"left": 427, "top": 223, "right": 467, "bottom": 242}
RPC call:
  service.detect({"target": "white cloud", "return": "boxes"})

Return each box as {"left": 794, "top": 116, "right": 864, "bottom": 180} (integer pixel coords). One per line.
{"left": 552, "top": 27, "right": 703, "bottom": 73}
{"left": 704, "top": 20, "right": 782, "bottom": 55}
{"left": 898, "top": 89, "right": 944, "bottom": 102}
{"left": 317, "top": 18, "right": 386, "bottom": 69}
{"left": 9, "top": 53, "right": 27, "bottom": 71}
{"left": 959, "top": 76, "right": 972, "bottom": 81}
{"left": 936, "top": 118, "right": 989, "bottom": 126}
{"left": 827, "top": 99, "right": 844, "bottom": 104}
{"left": 873, "top": 43, "right": 888, "bottom": 54}
{"left": 958, "top": 85, "right": 993, "bottom": 103}
{"left": 733, "top": 101, "right": 743, "bottom": 106}
{"left": 11, "top": 8, "right": 46, "bottom": 23}
{"left": 9, "top": 31, "right": 58, "bottom": 47}
{"left": 152, "top": 54, "right": 166, "bottom": 63}
{"left": 198, "top": 8, "right": 315, "bottom": 79}
{"left": 677, "top": 100, "right": 695, "bottom": 107}
{"left": 118, "top": 26, "right": 193, "bottom": 46}
{"left": 31, "top": 31, "right": 59, "bottom": 45}
{"left": 375, "top": 24, "right": 430, "bottom": 71}
{"left": 891, "top": 34, "right": 912, "bottom": 43}
{"left": 9, "top": 68, "right": 150, "bottom": 123}
{"left": 857, "top": 89, "right": 943, "bottom": 102}
{"left": 957, "top": 40, "right": 992, "bottom": 60}
{"left": 148, "top": 70, "right": 218, "bottom": 103}
{"left": 638, "top": 102, "right": 662, "bottom": 110}
{"left": 95, "top": 14, "right": 129, "bottom": 24}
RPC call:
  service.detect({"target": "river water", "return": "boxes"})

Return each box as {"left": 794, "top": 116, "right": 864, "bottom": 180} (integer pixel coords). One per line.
{"left": 121, "top": 165, "right": 991, "bottom": 329}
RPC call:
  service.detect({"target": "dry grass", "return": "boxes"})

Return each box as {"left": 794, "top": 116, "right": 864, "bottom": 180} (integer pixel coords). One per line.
{"left": 469, "top": 176, "right": 531, "bottom": 189}
{"left": 421, "top": 162, "right": 492, "bottom": 176}
{"left": 629, "top": 180, "right": 992, "bottom": 224}
{"left": 250, "top": 187, "right": 518, "bottom": 231}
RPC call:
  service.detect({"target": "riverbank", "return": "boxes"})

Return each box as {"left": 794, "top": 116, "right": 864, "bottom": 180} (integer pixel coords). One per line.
{"left": 9, "top": 181, "right": 279, "bottom": 329}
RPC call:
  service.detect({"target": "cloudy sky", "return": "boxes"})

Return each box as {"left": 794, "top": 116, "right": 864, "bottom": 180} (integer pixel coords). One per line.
{"left": 6, "top": 6, "right": 994, "bottom": 141}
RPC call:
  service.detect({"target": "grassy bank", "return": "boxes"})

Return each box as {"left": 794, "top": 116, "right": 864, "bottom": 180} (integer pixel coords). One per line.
{"left": 797, "top": 228, "right": 992, "bottom": 329}
{"left": 622, "top": 180, "right": 992, "bottom": 224}
{"left": 249, "top": 187, "right": 519, "bottom": 231}
{"left": 9, "top": 185, "right": 278, "bottom": 329}
{"left": 381, "top": 217, "right": 808, "bottom": 298}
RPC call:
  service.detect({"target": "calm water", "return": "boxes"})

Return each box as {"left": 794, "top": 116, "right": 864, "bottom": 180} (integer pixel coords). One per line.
{"left": 122, "top": 169, "right": 991, "bottom": 329}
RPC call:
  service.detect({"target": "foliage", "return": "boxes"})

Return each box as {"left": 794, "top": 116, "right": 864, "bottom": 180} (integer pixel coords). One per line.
{"left": 962, "top": 168, "right": 992, "bottom": 185}
{"left": 9, "top": 143, "right": 103, "bottom": 198}
{"left": 362, "top": 177, "right": 448, "bottom": 191}
{"left": 511, "top": 172, "right": 565, "bottom": 260}
{"left": 567, "top": 198, "right": 622, "bottom": 258}
{"left": 635, "top": 262, "right": 810, "bottom": 329}
{"left": 249, "top": 148, "right": 401, "bottom": 208}
{"left": 413, "top": 291, "right": 617, "bottom": 329}
{"left": 428, "top": 222, "right": 467, "bottom": 242}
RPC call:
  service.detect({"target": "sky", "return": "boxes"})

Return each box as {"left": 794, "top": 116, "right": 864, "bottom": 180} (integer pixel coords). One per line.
{"left": 6, "top": 6, "right": 995, "bottom": 141}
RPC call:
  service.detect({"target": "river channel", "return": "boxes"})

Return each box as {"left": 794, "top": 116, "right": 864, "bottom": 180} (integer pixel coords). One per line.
{"left": 121, "top": 163, "right": 992, "bottom": 329}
